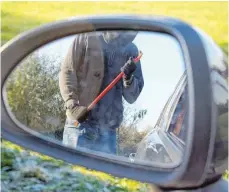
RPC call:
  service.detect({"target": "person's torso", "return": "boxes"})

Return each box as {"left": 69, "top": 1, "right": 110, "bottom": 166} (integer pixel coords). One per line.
{"left": 79, "top": 35, "right": 134, "bottom": 129}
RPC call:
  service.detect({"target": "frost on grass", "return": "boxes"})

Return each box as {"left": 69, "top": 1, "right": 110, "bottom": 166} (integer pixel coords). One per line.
{"left": 1, "top": 141, "right": 149, "bottom": 192}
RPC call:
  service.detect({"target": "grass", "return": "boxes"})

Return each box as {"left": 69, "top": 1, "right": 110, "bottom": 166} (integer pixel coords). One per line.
{"left": 1, "top": 2, "right": 228, "bottom": 51}
{"left": 1, "top": 1, "right": 228, "bottom": 189}
{"left": 2, "top": 140, "right": 152, "bottom": 191}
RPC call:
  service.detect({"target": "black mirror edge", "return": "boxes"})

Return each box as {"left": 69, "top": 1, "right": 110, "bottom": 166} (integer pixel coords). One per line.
{"left": 1, "top": 14, "right": 215, "bottom": 189}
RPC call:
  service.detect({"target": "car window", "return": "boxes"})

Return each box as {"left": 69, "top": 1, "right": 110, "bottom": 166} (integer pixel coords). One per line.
{"left": 167, "top": 94, "right": 186, "bottom": 144}
{"left": 157, "top": 73, "right": 186, "bottom": 132}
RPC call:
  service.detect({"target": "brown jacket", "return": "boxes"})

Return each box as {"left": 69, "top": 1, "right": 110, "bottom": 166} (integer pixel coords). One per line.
{"left": 59, "top": 33, "right": 105, "bottom": 109}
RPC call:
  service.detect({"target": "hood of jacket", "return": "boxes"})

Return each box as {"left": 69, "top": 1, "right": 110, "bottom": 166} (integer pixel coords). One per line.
{"left": 102, "top": 31, "right": 138, "bottom": 47}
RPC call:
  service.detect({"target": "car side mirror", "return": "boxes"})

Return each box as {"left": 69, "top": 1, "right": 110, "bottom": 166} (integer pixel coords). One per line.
{"left": 1, "top": 15, "right": 228, "bottom": 190}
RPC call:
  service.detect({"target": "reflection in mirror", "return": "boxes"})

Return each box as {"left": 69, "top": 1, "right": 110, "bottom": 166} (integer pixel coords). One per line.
{"left": 4, "top": 30, "right": 187, "bottom": 167}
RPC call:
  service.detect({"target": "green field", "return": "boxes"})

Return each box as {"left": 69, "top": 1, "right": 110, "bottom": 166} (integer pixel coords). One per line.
{"left": 1, "top": 2, "right": 228, "bottom": 191}
{"left": 2, "top": 2, "right": 228, "bottom": 51}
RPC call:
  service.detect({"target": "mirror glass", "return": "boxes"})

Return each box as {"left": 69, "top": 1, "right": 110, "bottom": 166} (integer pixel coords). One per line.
{"left": 4, "top": 31, "right": 187, "bottom": 168}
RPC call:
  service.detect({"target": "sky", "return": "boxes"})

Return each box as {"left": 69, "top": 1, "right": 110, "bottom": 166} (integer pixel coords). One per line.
{"left": 37, "top": 31, "right": 185, "bottom": 131}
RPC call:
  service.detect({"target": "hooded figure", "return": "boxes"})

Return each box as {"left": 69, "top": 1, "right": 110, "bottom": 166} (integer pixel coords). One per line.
{"left": 59, "top": 31, "right": 144, "bottom": 154}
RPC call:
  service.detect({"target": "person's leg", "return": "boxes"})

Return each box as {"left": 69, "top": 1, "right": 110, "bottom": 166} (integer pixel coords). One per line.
{"left": 108, "top": 129, "right": 117, "bottom": 154}
{"left": 95, "top": 128, "right": 117, "bottom": 155}
{"left": 77, "top": 126, "right": 99, "bottom": 151}
{"left": 62, "top": 118, "right": 81, "bottom": 149}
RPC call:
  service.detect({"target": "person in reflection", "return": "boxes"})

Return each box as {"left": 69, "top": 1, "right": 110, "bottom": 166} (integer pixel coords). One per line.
{"left": 59, "top": 31, "right": 144, "bottom": 154}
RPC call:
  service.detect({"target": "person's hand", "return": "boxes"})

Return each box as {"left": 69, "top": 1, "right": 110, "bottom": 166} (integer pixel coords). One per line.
{"left": 121, "top": 57, "right": 137, "bottom": 80}
{"left": 66, "top": 102, "right": 88, "bottom": 123}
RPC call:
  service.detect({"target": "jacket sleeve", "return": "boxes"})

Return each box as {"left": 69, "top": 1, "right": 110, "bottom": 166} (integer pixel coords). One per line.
{"left": 122, "top": 44, "right": 144, "bottom": 104}
{"left": 59, "top": 34, "right": 87, "bottom": 108}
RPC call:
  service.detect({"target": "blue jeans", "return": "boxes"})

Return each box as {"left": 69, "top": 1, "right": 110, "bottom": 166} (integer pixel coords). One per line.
{"left": 63, "top": 119, "right": 117, "bottom": 155}
{"left": 78, "top": 126, "right": 117, "bottom": 155}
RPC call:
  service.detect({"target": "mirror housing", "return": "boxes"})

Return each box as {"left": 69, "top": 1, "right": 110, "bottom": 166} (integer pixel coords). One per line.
{"left": 1, "top": 15, "right": 226, "bottom": 189}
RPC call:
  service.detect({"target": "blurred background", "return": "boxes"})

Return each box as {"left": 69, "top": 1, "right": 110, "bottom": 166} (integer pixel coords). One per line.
{"left": 1, "top": 2, "right": 228, "bottom": 192}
